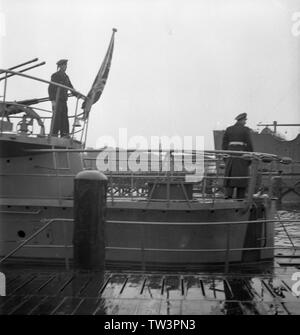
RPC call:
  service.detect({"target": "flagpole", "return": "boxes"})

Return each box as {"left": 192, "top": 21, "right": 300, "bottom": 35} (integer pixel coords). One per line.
{"left": 82, "top": 28, "right": 117, "bottom": 120}
{"left": 83, "top": 116, "right": 90, "bottom": 149}
{"left": 81, "top": 28, "right": 117, "bottom": 148}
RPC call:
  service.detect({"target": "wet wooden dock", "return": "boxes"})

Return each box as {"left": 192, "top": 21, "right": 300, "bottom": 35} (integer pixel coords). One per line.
{"left": 1, "top": 263, "right": 300, "bottom": 315}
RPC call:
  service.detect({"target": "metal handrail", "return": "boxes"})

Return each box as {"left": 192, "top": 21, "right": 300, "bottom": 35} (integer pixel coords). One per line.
{"left": 20, "top": 147, "right": 288, "bottom": 157}
{"left": 0, "top": 69, "right": 86, "bottom": 139}
{"left": 104, "top": 174, "right": 251, "bottom": 179}
{"left": 0, "top": 69, "right": 86, "bottom": 99}
{"left": 1, "top": 105, "right": 85, "bottom": 138}
{"left": 105, "top": 245, "right": 300, "bottom": 252}
{"left": 0, "top": 216, "right": 299, "bottom": 271}
{"left": 8, "top": 111, "right": 85, "bottom": 119}
{"left": 106, "top": 218, "right": 300, "bottom": 226}
{"left": 0, "top": 171, "right": 276, "bottom": 203}
{"left": 0, "top": 209, "right": 41, "bottom": 215}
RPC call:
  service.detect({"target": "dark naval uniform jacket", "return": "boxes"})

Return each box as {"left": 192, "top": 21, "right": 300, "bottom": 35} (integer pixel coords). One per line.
{"left": 222, "top": 123, "right": 254, "bottom": 188}
{"left": 48, "top": 70, "right": 74, "bottom": 102}
{"left": 48, "top": 70, "right": 75, "bottom": 136}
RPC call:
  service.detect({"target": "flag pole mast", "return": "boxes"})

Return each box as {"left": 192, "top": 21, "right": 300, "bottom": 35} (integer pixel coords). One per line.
{"left": 83, "top": 116, "right": 90, "bottom": 149}
{"left": 81, "top": 28, "right": 117, "bottom": 148}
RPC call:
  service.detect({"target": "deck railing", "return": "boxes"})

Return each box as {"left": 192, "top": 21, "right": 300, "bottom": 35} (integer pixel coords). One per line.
{"left": 0, "top": 68, "right": 87, "bottom": 143}
{"left": 81, "top": 149, "right": 289, "bottom": 202}
{"left": 0, "top": 148, "right": 291, "bottom": 205}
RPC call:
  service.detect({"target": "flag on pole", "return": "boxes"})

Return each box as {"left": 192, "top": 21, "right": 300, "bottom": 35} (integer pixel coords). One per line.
{"left": 82, "top": 28, "right": 117, "bottom": 119}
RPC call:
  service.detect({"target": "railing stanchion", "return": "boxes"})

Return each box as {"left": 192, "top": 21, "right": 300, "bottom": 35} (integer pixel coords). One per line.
{"left": 71, "top": 97, "right": 80, "bottom": 139}
{"left": 0, "top": 76, "right": 8, "bottom": 133}
{"left": 247, "top": 157, "right": 259, "bottom": 202}
{"left": 63, "top": 220, "right": 70, "bottom": 270}
{"left": 141, "top": 224, "right": 146, "bottom": 271}
{"left": 224, "top": 223, "right": 231, "bottom": 273}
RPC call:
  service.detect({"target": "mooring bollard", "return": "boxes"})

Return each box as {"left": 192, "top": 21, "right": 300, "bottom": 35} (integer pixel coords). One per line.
{"left": 73, "top": 170, "right": 107, "bottom": 271}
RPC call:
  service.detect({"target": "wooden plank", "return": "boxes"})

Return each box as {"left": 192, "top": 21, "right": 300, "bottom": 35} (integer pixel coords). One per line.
{"left": 51, "top": 297, "right": 83, "bottom": 315}
{"left": 95, "top": 298, "right": 139, "bottom": 315}
{"left": 11, "top": 295, "right": 48, "bottom": 315}
{"left": 78, "top": 273, "right": 108, "bottom": 297}
{"left": 37, "top": 273, "right": 73, "bottom": 296}
{"left": 101, "top": 274, "right": 128, "bottom": 299}
{"left": 72, "top": 297, "right": 102, "bottom": 315}
{"left": 185, "top": 276, "right": 205, "bottom": 300}
{"left": 275, "top": 249, "right": 300, "bottom": 258}
{"left": 260, "top": 301, "right": 290, "bottom": 315}
{"left": 226, "top": 278, "right": 256, "bottom": 302}
{"left": 119, "top": 274, "right": 145, "bottom": 299}
{"left": 6, "top": 274, "right": 35, "bottom": 295}
{"left": 181, "top": 300, "right": 225, "bottom": 315}
{"left": 135, "top": 299, "right": 162, "bottom": 315}
{"left": 163, "top": 276, "right": 182, "bottom": 300}
{"left": 2, "top": 266, "right": 300, "bottom": 315}
{"left": 238, "top": 301, "right": 265, "bottom": 315}
{"left": 58, "top": 274, "right": 91, "bottom": 297}
{"left": 276, "top": 257, "right": 300, "bottom": 266}
{"left": 6, "top": 295, "right": 36, "bottom": 315}
{"left": 3, "top": 273, "right": 21, "bottom": 285}
{"left": 248, "top": 278, "right": 275, "bottom": 302}
{"left": 200, "top": 277, "right": 221, "bottom": 300}
{"left": 282, "top": 302, "right": 300, "bottom": 315}
{"left": 92, "top": 298, "right": 107, "bottom": 315}
{"left": 221, "top": 301, "right": 244, "bottom": 315}
{"left": 207, "top": 278, "right": 227, "bottom": 300}
{"left": 28, "top": 296, "right": 66, "bottom": 315}
{"left": 12, "top": 274, "right": 53, "bottom": 296}
{"left": 145, "top": 275, "right": 165, "bottom": 299}
{"left": 262, "top": 277, "right": 298, "bottom": 302}
{"left": 0, "top": 295, "right": 30, "bottom": 315}
{"left": 158, "top": 299, "right": 183, "bottom": 315}
{"left": 0, "top": 296, "right": 15, "bottom": 308}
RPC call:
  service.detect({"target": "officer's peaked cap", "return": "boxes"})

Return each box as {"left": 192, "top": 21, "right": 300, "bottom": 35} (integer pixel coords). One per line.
{"left": 56, "top": 59, "right": 68, "bottom": 66}
{"left": 235, "top": 113, "right": 247, "bottom": 121}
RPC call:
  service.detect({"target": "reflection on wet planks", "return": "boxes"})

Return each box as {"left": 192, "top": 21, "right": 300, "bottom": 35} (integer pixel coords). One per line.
{"left": 0, "top": 269, "right": 300, "bottom": 315}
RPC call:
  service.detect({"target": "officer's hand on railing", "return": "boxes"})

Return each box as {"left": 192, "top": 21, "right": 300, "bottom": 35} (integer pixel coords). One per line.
{"left": 72, "top": 91, "right": 85, "bottom": 99}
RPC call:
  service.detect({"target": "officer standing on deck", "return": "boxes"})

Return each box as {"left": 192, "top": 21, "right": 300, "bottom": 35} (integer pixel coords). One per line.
{"left": 48, "top": 59, "right": 78, "bottom": 137}
{"left": 222, "top": 113, "right": 254, "bottom": 199}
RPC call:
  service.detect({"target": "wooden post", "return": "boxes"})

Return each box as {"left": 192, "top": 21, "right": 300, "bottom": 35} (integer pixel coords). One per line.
{"left": 73, "top": 170, "right": 107, "bottom": 271}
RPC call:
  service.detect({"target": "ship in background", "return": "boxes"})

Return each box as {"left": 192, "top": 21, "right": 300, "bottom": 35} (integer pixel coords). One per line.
{"left": 214, "top": 122, "right": 300, "bottom": 206}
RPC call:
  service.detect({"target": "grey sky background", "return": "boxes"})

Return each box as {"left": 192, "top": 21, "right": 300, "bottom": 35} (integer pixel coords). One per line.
{"left": 0, "top": 0, "right": 300, "bottom": 149}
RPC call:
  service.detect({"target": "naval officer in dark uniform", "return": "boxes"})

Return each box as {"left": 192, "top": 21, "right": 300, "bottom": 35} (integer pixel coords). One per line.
{"left": 222, "top": 113, "right": 254, "bottom": 199}
{"left": 48, "top": 59, "right": 77, "bottom": 137}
